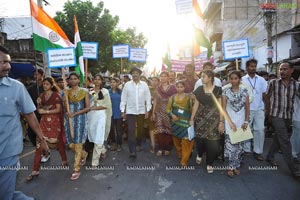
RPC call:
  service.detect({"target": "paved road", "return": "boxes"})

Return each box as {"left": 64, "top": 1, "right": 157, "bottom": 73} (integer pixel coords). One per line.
{"left": 16, "top": 138, "right": 300, "bottom": 200}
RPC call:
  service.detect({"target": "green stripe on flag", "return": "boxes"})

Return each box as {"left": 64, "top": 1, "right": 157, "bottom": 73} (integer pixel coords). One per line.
{"left": 33, "top": 33, "right": 63, "bottom": 52}
{"left": 75, "top": 41, "right": 84, "bottom": 86}
{"left": 194, "top": 28, "right": 212, "bottom": 59}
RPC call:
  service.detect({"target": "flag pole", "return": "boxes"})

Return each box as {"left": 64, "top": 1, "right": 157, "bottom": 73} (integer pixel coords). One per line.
{"left": 85, "top": 59, "right": 88, "bottom": 88}
{"left": 121, "top": 58, "right": 123, "bottom": 75}
{"left": 235, "top": 58, "right": 239, "bottom": 71}
{"left": 61, "top": 68, "right": 74, "bottom": 139}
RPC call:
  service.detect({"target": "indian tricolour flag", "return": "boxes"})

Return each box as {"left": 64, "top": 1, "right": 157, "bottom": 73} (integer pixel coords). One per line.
{"left": 74, "top": 15, "right": 85, "bottom": 86}
{"left": 30, "top": 0, "right": 73, "bottom": 52}
{"left": 192, "top": 0, "right": 212, "bottom": 59}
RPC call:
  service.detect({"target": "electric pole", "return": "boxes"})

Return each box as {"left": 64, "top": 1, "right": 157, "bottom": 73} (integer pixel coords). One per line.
{"left": 261, "top": 0, "right": 277, "bottom": 72}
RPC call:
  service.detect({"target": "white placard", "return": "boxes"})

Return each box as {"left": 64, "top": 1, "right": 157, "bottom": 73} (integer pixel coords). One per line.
{"left": 112, "top": 44, "right": 130, "bottom": 58}
{"left": 81, "top": 42, "right": 98, "bottom": 59}
{"left": 175, "top": 0, "right": 193, "bottom": 14}
{"left": 222, "top": 39, "right": 250, "bottom": 60}
{"left": 47, "top": 48, "right": 76, "bottom": 68}
{"left": 129, "top": 48, "right": 147, "bottom": 62}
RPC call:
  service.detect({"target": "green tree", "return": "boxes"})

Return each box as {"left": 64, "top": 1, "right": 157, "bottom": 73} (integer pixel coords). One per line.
{"left": 54, "top": 0, "right": 147, "bottom": 74}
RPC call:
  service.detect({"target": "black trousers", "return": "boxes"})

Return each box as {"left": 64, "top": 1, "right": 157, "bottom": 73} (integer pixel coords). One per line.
{"left": 126, "top": 114, "right": 145, "bottom": 153}
{"left": 195, "top": 137, "right": 221, "bottom": 166}
{"left": 267, "top": 117, "right": 298, "bottom": 173}
{"left": 109, "top": 118, "right": 123, "bottom": 145}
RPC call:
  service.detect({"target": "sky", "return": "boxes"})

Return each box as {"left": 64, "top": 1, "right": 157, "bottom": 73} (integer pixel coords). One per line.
{"left": 0, "top": 0, "right": 197, "bottom": 72}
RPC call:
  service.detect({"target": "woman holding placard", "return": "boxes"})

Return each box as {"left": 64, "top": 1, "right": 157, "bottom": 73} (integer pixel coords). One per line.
{"left": 222, "top": 70, "right": 250, "bottom": 178}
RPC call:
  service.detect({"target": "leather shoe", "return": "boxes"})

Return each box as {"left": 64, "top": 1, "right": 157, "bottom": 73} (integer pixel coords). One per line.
{"left": 253, "top": 153, "right": 263, "bottom": 161}
{"left": 129, "top": 153, "right": 137, "bottom": 158}
{"left": 266, "top": 159, "right": 279, "bottom": 166}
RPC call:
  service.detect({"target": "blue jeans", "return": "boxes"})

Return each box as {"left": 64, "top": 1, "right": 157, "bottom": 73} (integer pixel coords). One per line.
{"left": 291, "top": 120, "right": 300, "bottom": 158}
{"left": 0, "top": 155, "right": 34, "bottom": 200}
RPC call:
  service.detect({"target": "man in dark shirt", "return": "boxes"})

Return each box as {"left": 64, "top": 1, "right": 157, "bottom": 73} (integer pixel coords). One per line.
{"left": 27, "top": 68, "right": 44, "bottom": 145}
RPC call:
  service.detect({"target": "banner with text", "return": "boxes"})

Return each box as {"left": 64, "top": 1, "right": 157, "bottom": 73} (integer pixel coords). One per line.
{"left": 82, "top": 42, "right": 98, "bottom": 60}
{"left": 47, "top": 48, "right": 76, "bottom": 68}
{"left": 171, "top": 58, "right": 214, "bottom": 72}
{"left": 129, "top": 48, "right": 147, "bottom": 62}
{"left": 112, "top": 44, "right": 130, "bottom": 58}
{"left": 223, "top": 38, "right": 250, "bottom": 60}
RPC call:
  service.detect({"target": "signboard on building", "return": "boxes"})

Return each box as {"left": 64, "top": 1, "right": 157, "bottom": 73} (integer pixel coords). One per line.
{"left": 81, "top": 42, "right": 98, "bottom": 59}
{"left": 47, "top": 48, "right": 76, "bottom": 68}
{"left": 223, "top": 39, "right": 250, "bottom": 60}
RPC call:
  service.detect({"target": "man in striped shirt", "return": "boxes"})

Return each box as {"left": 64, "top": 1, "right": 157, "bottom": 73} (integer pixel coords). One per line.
{"left": 266, "top": 62, "right": 300, "bottom": 177}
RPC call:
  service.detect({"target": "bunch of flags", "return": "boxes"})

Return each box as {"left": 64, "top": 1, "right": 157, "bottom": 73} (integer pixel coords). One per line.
{"left": 30, "top": 0, "right": 85, "bottom": 85}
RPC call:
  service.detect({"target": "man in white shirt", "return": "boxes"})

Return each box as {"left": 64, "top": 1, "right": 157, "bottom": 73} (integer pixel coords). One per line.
{"left": 242, "top": 59, "right": 268, "bottom": 161}
{"left": 291, "top": 85, "right": 300, "bottom": 164}
{"left": 120, "top": 67, "right": 152, "bottom": 157}
{"left": 194, "top": 62, "right": 222, "bottom": 91}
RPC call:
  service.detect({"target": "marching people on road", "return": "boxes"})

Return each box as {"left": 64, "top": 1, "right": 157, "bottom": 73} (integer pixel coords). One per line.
{"left": 27, "top": 68, "right": 45, "bottom": 146}
{"left": 87, "top": 74, "right": 112, "bottom": 167}
{"left": 183, "top": 64, "right": 198, "bottom": 94}
{"left": 148, "top": 76, "right": 160, "bottom": 153}
{"left": 108, "top": 77, "right": 123, "bottom": 152}
{"left": 153, "top": 71, "right": 177, "bottom": 156}
{"left": 291, "top": 83, "right": 300, "bottom": 164}
{"left": 193, "top": 62, "right": 222, "bottom": 90}
{"left": 26, "top": 77, "right": 67, "bottom": 182}
{"left": 0, "top": 45, "right": 49, "bottom": 200}
{"left": 265, "top": 62, "right": 300, "bottom": 177}
{"left": 222, "top": 71, "right": 250, "bottom": 177}
{"left": 167, "top": 81, "right": 194, "bottom": 166}
{"left": 190, "top": 70, "right": 224, "bottom": 174}
{"left": 63, "top": 72, "right": 90, "bottom": 180}
{"left": 120, "top": 67, "right": 152, "bottom": 158}
{"left": 241, "top": 59, "right": 268, "bottom": 160}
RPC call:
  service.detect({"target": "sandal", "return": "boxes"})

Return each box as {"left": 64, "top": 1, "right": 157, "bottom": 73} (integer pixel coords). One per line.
{"left": 61, "top": 161, "right": 69, "bottom": 167}
{"left": 164, "top": 151, "right": 170, "bottom": 156}
{"left": 80, "top": 152, "right": 88, "bottom": 166}
{"left": 207, "top": 165, "right": 214, "bottom": 174}
{"left": 156, "top": 150, "right": 162, "bottom": 157}
{"left": 196, "top": 156, "right": 202, "bottom": 165}
{"left": 227, "top": 170, "right": 234, "bottom": 178}
{"left": 26, "top": 172, "right": 39, "bottom": 182}
{"left": 150, "top": 146, "right": 155, "bottom": 154}
{"left": 70, "top": 172, "right": 81, "bottom": 181}
{"left": 101, "top": 152, "right": 107, "bottom": 159}
{"left": 233, "top": 169, "right": 240, "bottom": 176}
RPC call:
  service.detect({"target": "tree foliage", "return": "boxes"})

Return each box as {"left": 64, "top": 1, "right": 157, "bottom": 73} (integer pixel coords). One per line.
{"left": 54, "top": 0, "right": 147, "bottom": 74}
